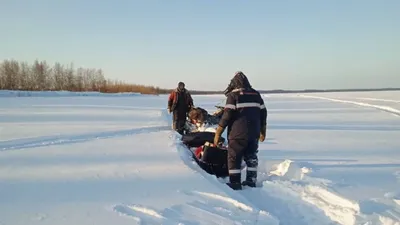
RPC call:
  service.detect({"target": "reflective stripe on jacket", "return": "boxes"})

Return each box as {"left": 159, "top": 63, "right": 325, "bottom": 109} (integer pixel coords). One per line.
{"left": 219, "top": 88, "right": 267, "bottom": 140}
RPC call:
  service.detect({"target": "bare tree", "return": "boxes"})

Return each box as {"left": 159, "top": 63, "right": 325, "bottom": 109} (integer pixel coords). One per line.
{"left": 32, "top": 60, "right": 52, "bottom": 90}
{"left": 19, "top": 61, "right": 31, "bottom": 90}
{"left": 75, "top": 67, "right": 84, "bottom": 91}
{"left": 64, "top": 63, "right": 75, "bottom": 91}
{"left": 53, "top": 62, "right": 65, "bottom": 90}
{"left": 0, "top": 61, "right": 5, "bottom": 89}
{"left": 1, "top": 59, "right": 20, "bottom": 90}
{"left": 95, "top": 69, "right": 105, "bottom": 92}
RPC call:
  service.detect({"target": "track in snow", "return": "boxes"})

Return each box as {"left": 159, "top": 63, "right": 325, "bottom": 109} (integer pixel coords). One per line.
{"left": 173, "top": 137, "right": 400, "bottom": 225}
{"left": 0, "top": 125, "right": 170, "bottom": 151}
{"left": 299, "top": 94, "right": 400, "bottom": 117}
{"left": 173, "top": 136, "right": 340, "bottom": 225}
{"left": 355, "top": 97, "right": 400, "bottom": 103}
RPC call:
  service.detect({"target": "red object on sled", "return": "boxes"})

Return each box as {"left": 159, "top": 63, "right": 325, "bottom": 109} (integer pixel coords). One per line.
{"left": 194, "top": 142, "right": 227, "bottom": 159}
{"left": 194, "top": 146, "right": 203, "bottom": 158}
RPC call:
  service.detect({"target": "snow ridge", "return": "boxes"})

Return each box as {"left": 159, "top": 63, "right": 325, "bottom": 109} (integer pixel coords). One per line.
{"left": 356, "top": 97, "right": 400, "bottom": 103}
{"left": 0, "top": 125, "right": 169, "bottom": 151}
{"left": 172, "top": 132, "right": 400, "bottom": 225}
{"left": 191, "top": 190, "right": 254, "bottom": 212}
{"left": 172, "top": 137, "right": 279, "bottom": 225}
{"left": 173, "top": 136, "right": 341, "bottom": 225}
{"left": 299, "top": 95, "right": 400, "bottom": 117}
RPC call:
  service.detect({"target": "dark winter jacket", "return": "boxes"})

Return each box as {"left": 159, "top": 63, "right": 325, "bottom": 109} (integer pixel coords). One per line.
{"left": 168, "top": 88, "right": 193, "bottom": 113}
{"left": 218, "top": 73, "right": 267, "bottom": 140}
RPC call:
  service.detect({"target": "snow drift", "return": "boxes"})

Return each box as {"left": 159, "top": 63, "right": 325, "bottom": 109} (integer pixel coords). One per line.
{"left": 0, "top": 91, "right": 399, "bottom": 225}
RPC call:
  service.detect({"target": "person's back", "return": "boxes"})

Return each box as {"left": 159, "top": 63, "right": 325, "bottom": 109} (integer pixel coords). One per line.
{"left": 225, "top": 87, "right": 264, "bottom": 140}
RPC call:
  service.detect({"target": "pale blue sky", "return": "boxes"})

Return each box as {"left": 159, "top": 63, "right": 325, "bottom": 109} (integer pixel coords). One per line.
{"left": 1, "top": 0, "right": 399, "bottom": 90}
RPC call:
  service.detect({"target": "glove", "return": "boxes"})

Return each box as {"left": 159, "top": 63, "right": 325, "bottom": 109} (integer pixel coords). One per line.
{"left": 214, "top": 125, "right": 225, "bottom": 146}
{"left": 259, "top": 124, "right": 266, "bottom": 142}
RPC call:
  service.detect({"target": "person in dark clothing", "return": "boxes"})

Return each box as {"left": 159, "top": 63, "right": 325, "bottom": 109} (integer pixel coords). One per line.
{"left": 214, "top": 71, "right": 267, "bottom": 190}
{"left": 168, "top": 82, "right": 194, "bottom": 134}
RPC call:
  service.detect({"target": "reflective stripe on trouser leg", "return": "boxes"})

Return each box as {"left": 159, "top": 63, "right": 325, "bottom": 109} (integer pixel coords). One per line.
{"left": 247, "top": 167, "right": 257, "bottom": 171}
{"left": 244, "top": 139, "right": 259, "bottom": 183}
{"left": 229, "top": 169, "right": 241, "bottom": 174}
{"left": 228, "top": 139, "right": 246, "bottom": 184}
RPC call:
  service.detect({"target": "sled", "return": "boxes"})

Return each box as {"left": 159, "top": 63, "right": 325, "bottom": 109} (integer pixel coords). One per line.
{"left": 180, "top": 130, "right": 228, "bottom": 177}
{"left": 177, "top": 104, "right": 236, "bottom": 178}
{"left": 181, "top": 131, "right": 225, "bottom": 148}
{"left": 192, "top": 142, "right": 229, "bottom": 178}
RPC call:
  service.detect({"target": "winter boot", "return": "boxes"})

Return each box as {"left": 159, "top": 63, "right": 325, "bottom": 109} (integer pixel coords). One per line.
{"left": 242, "top": 170, "right": 257, "bottom": 187}
{"left": 227, "top": 173, "right": 242, "bottom": 190}
{"left": 227, "top": 182, "right": 242, "bottom": 190}
{"left": 242, "top": 180, "right": 256, "bottom": 187}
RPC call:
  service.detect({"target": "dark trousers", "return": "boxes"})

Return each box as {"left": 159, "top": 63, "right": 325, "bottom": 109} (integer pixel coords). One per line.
{"left": 172, "top": 110, "right": 187, "bottom": 135}
{"left": 227, "top": 139, "right": 258, "bottom": 184}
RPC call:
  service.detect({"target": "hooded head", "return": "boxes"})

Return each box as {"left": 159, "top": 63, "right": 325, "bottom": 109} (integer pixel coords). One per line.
{"left": 177, "top": 82, "right": 185, "bottom": 91}
{"left": 223, "top": 71, "right": 252, "bottom": 96}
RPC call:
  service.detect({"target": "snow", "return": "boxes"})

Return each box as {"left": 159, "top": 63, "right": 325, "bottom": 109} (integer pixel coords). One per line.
{"left": 1, "top": 90, "right": 400, "bottom": 225}
{"left": 299, "top": 94, "right": 400, "bottom": 117}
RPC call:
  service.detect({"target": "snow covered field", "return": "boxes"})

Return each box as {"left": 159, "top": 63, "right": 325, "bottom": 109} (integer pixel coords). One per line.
{"left": 0, "top": 90, "right": 399, "bottom": 225}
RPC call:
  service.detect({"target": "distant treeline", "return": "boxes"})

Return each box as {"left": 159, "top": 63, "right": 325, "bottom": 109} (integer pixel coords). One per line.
{"left": 0, "top": 59, "right": 165, "bottom": 94}
{"left": 1, "top": 59, "right": 398, "bottom": 95}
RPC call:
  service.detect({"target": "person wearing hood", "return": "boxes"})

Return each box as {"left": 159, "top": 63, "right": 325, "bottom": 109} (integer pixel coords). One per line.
{"left": 168, "top": 82, "right": 194, "bottom": 134}
{"left": 214, "top": 71, "right": 267, "bottom": 190}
